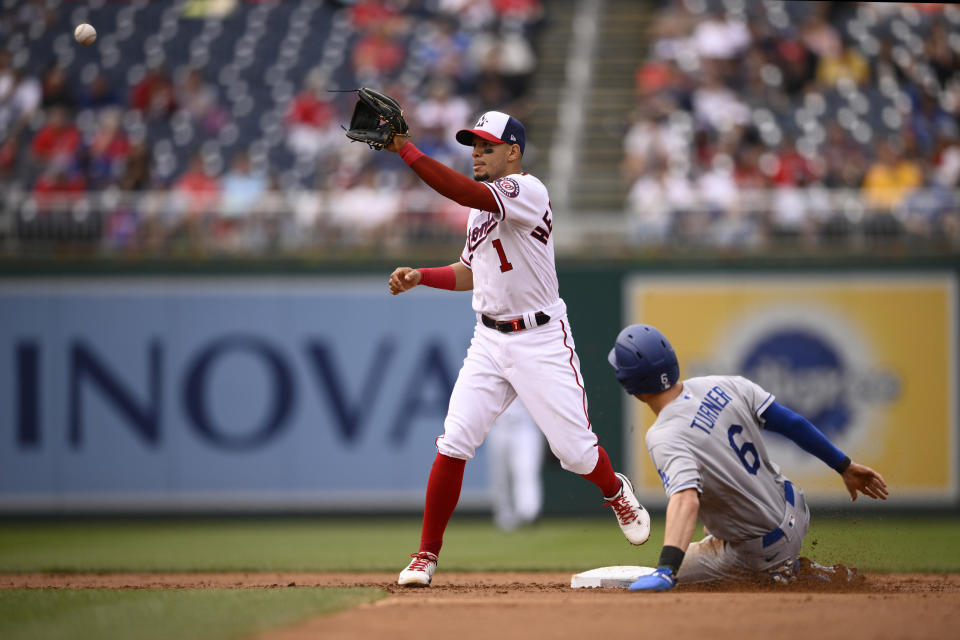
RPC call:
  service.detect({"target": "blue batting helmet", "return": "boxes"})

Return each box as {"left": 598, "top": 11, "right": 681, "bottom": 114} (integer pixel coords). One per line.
{"left": 608, "top": 324, "right": 680, "bottom": 395}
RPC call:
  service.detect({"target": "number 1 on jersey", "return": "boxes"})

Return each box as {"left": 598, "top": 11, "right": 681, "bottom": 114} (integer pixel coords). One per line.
{"left": 492, "top": 239, "right": 513, "bottom": 272}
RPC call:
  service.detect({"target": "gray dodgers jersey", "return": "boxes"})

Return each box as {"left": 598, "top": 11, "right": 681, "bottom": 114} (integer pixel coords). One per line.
{"left": 645, "top": 375, "right": 788, "bottom": 543}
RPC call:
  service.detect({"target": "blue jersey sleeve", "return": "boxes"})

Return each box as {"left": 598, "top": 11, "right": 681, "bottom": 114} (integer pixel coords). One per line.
{"left": 761, "top": 401, "right": 849, "bottom": 472}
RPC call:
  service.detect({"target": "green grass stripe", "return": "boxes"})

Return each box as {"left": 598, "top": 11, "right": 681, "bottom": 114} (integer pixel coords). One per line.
{"left": 0, "top": 587, "right": 384, "bottom": 640}
{"left": 800, "top": 516, "right": 960, "bottom": 573}
{"left": 0, "top": 515, "right": 956, "bottom": 574}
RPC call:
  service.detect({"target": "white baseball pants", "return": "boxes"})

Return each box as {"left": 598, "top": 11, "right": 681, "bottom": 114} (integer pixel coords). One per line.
{"left": 437, "top": 311, "right": 600, "bottom": 475}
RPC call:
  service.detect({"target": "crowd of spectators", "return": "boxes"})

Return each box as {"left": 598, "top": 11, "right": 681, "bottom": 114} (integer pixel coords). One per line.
{"left": 0, "top": 0, "right": 544, "bottom": 254}
{"left": 622, "top": 0, "right": 960, "bottom": 250}
{"left": 2, "top": 0, "right": 958, "bottom": 256}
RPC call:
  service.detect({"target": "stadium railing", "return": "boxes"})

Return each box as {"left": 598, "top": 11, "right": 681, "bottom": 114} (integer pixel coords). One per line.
{"left": 1, "top": 187, "right": 957, "bottom": 257}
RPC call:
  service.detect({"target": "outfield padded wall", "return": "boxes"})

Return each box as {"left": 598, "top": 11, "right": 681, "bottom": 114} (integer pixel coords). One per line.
{"left": 0, "top": 257, "right": 956, "bottom": 515}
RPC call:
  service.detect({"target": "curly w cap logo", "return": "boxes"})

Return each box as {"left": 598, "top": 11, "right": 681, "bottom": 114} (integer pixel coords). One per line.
{"left": 494, "top": 177, "right": 520, "bottom": 198}
{"left": 476, "top": 115, "right": 488, "bottom": 127}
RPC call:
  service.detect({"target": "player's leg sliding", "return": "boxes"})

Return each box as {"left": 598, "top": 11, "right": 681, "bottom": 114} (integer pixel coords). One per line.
{"left": 582, "top": 446, "right": 651, "bottom": 545}
{"left": 778, "top": 558, "right": 864, "bottom": 586}
{"left": 398, "top": 453, "right": 465, "bottom": 587}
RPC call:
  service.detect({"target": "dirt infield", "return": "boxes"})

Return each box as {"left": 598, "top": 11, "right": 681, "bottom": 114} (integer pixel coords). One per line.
{"left": 4, "top": 571, "right": 959, "bottom": 640}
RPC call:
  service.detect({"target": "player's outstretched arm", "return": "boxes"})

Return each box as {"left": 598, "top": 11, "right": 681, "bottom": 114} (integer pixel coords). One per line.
{"left": 386, "top": 138, "right": 498, "bottom": 212}
{"left": 630, "top": 488, "right": 699, "bottom": 593}
{"left": 388, "top": 262, "right": 473, "bottom": 295}
{"left": 841, "top": 462, "right": 889, "bottom": 501}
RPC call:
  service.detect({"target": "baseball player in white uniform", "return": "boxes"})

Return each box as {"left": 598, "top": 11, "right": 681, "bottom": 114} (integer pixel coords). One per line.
{"left": 384, "top": 111, "right": 650, "bottom": 587}
{"left": 607, "top": 324, "right": 888, "bottom": 591}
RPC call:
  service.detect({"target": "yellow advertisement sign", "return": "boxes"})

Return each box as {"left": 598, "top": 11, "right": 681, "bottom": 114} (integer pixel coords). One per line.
{"left": 623, "top": 273, "right": 957, "bottom": 506}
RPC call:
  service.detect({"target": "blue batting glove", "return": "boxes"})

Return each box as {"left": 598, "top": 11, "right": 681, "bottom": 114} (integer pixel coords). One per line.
{"left": 629, "top": 567, "right": 676, "bottom": 592}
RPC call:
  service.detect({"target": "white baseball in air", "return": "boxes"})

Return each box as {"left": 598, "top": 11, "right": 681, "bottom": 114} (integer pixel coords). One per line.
{"left": 74, "top": 23, "right": 97, "bottom": 46}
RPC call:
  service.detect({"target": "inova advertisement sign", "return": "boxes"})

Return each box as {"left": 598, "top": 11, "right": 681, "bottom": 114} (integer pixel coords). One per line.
{"left": 0, "top": 277, "right": 483, "bottom": 513}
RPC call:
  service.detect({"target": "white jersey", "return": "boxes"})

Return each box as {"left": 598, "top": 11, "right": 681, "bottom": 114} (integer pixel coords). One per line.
{"left": 459, "top": 172, "right": 559, "bottom": 317}
{"left": 440, "top": 170, "right": 599, "bottom": 477}
{"left": 645, "top": 375, "right": 789, "bottom": 543}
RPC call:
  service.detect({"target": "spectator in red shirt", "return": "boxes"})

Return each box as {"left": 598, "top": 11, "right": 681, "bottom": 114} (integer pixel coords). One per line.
{"left": 286, "top": 69, "right": 338, "bottom": 159}
{"left": 88, "top": 108, "right": 132, "bottom": 187}
{"left": 129, "top": 65, "right": 176, "bottom": 118}
{"left": 352, "top": 23, "right": 406, "bottom": 80}
{"left": 771, "top": 137, "right": 815, "bottom": 187}
{"left": 287, "top": 86, "right": 335, "bottom": 130}
{"left": 174, "top": 153, "right": 220, "bottom": 216}
{"left": 734, "top": 143, "right": 770, "bottom": 190}
{"left": 349, "top": 0, "right": 400, "bottom": 31}
{"left": 490, "top": 0, "right": 544, "bottom": 29}
{"left": 169, "top": 152, "right": 221, "bottom": 247}
{"left": 635, "top": 60, "right": 677, "bottom": 96}
{"left": 30, "top": 107, "right": 81, "bottom": 167}
{"left": 32, "top": 166, "right": 87, "bottom": 213}
{"left": 0, "top": 137, "right": 17, "bottom": 178}
{"left": 776, "top": 38, "right": 816, "bottom": 97}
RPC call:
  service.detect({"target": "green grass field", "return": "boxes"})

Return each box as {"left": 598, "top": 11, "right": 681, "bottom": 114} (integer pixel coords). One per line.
{"left": 1, "top": 515, "right": 957, "bottom": 639}
{"left": 0, "top": 588, "right": 384, "bottom": 640}
{"left": 1, "top": 514, "right": 957, "bottom": 573}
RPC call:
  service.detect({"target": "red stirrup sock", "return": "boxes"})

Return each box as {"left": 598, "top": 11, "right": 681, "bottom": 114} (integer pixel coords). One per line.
{"left": 581, "top": 446, "right": 622, "bottom": 498}
{"left": 419, "top": 453, "right": 467, "bottom": 556}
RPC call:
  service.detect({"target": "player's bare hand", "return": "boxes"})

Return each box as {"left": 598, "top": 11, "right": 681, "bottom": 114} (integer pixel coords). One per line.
{"left": 386, "top": 134, "right": 409, "bottom": 154}
{"left": 389, "top": 266, "right": 421, "bottom": 295}
{"left": 841, "top": 462, "right": 889, "bottom": 501}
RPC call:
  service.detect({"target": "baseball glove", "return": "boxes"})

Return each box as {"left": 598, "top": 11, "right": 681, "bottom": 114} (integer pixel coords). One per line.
{"left": 344, "top": 88, "right": 409, "bottom": 150}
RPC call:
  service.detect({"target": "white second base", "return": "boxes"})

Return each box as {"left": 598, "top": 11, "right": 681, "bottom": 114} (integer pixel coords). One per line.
{"left": 570, "top": 565, "right": 657, "bottom": 589}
